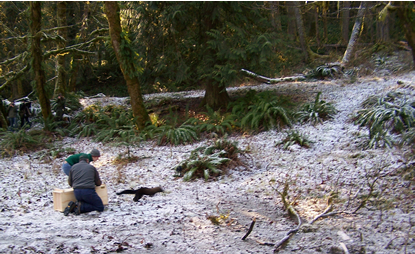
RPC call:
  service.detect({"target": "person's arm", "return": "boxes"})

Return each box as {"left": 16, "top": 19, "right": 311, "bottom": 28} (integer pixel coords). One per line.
{"left": 94, "top": 168, "right": 102, "bottom": 186}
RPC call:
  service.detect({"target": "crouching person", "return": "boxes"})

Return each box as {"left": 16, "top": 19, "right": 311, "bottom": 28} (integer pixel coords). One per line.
{"left": 67, "top": 154, "right": 104, "bottom": 215}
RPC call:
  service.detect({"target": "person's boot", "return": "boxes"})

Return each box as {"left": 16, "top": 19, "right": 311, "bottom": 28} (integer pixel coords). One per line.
{"left": 63, "top": 201, "right": 76, "bottom": 216}
{"left": 75, "top": 201, "right": 81, "bottom": 215}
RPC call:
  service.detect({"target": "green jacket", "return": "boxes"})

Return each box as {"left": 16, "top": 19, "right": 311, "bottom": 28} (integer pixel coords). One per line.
{"left": 65, "top": 153, "right": 93, "bottom": 166}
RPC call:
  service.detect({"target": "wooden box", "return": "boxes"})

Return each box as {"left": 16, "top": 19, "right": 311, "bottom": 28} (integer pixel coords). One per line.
{"left": 53, "top": 184, "right": 108, "bottom": 212}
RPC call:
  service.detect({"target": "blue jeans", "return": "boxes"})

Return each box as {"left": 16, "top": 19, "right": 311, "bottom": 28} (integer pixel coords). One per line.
{"left": 8, "top": 117, "right": 17, "bottom": 130}
{"left": 74, "top": 188, "right": 104, "bottom": 213}
{"left": 62, "top": 162, "right": 71, "bottom": 176}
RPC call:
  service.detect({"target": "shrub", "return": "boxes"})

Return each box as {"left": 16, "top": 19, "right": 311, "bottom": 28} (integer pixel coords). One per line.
{"left": 230, "top": 90, "right": 294, "bottom": 132}
{"left": 355, "top": 91, "right": 415, "bottom": 148}
{"left": 297, "top": 92, "right": 337, "bottom": 125}
{"left": 175, "top": 137, "right": 243, "bottom": 181}
{"left": 186, "top": 106, "right": 235, "bottom": 136}
{"left": 277, "top": 130, "right": 313, "bottom": 150}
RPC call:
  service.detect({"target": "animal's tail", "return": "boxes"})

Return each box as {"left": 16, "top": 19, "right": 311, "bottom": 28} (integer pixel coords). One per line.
{"left": 116, "top": 190, "right": 136, "bottom": 195}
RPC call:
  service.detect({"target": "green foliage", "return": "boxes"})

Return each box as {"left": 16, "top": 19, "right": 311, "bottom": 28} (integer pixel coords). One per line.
{"left": 153, "top": 123, "right": 198, "bottom": 146}
{"left": 229, "top": 90, "right": 293, "bottom": 132}
{"left": 68, "top": 104, "right": 140, "bottom": 144}
{"left": 175, "top": 137, "right": 243, "bottom": 181}
{"left": 186, "top": 106, "right": 235, "bottom": 136}
{"left": 0, "top": 129, "right": 47, "bottom": 156}
{"left": 354, "top": 91, "right": 415, "bottom": 149}
{"left": 306, "top": 64, "right": 340, "bottom": 79}
{"left": 297, "top": 92, "right": 337, "bottom": 125}
{"left": 277, "top": 130, "right": 313, "bottom": 150}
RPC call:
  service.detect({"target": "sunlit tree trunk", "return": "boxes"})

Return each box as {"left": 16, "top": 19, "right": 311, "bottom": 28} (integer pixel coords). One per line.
{"left": 341, "top": 1, "right": 367, "bottom": 68}
{"left": 104, "top": 1, "right": 150, "bottom": 130}
{"left": 30, "top": 2, "right": 51, "bottom": 122}
{"left": 54, "top": 1, "right": 67, "bottom": 97}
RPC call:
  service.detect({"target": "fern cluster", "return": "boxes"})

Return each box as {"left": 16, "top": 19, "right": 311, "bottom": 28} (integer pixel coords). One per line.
{"left": 297, "top": 92, "right": 337, "bottom": 125}
{"left": 277, "top": 130, "right": 313, "bottom": 150}
{"left": 229, "top": 90, "right": 294, "bottom": 132}
{"left": 355, "top": 91, "right": 415, "bottom": 149}
{"left": 186, "top": 106, "right": 235, "bottom": 136}
{"left": 175, "top": 137, "right": 243, "bottom": 181}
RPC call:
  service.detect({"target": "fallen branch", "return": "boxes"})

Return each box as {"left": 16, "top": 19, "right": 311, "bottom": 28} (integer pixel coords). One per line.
{"left": 273, "top": 181, "right": 302, "bottom": 252}
{"left": 242, "top": 217, "right": 256, "bottom": 240}
{"left": 240, "top": 69, "right": 306, "bottom": 84}
{"left": 309, "top": 204, "right": 333, "bottom": 224}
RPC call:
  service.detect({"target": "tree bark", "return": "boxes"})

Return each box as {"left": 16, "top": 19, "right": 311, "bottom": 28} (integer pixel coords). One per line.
{"left": 30, "top": 2, "right": 51, "bottom": 122}
{"left": 271, "top": 2, "right": 282, "bottom": 32}
{"left": 341, "top": 1, "right": 367, "bottom": 68}
{"left": 293, "top": 1, "right": 309, "bottom": 63}
{"left": 395, "top": 2, "right": 415, "bottom": 67}
{"left": 68, "top": 2, "right": 87, "bottom": 92}
{"left": 341, "top": 1, "right": 350, "bottom": 46}
{"left": 286, "top": 2, "right": 297, "bottom": 40}
{"left": 54, "top": 1, "right": 67, "bottom": 97}
{"left": 104, "top": 2, "right": 150, "bottom": 130}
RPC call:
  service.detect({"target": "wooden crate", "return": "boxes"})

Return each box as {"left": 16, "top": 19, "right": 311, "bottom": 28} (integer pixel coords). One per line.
{"left": 53, "top": 184, "right": 108, "bottom": 212}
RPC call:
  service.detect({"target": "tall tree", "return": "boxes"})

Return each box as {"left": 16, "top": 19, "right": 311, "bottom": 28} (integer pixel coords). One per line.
{"left": 30, "top": 2, "right": 51, "bottom": 122}
{"left": 341, "top": 1, "right": 351, "bottom": 46}
{"left": 341, "top": 2, "right": 367, "bottom": 67}
{"left": 104, "top": 1, "right": 150, "bottom": 130}
{"left": 293, "top": 1, "right": 309, "bottom": 63}
{"left": 54, "top": 1, "right": 67, "bottom": 97}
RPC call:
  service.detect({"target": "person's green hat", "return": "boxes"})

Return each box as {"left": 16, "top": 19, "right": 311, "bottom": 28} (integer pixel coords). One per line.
{"left": 90, "top": 149, "right": 100, "bottom": 157}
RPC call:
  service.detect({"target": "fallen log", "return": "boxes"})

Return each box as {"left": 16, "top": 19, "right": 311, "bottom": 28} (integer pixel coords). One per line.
{"left": 240, "top": 69, "right": 306, "bottom": 84}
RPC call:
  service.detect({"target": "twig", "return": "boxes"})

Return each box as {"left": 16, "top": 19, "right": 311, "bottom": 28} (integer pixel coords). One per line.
{"left": 309, "top": 204, "right": 333, "bottom": 224}
{"left": 339, "top": 242, "right": 350, "bottom": 254}
{"left": 242, "top": 217, "right": 256, "bottom": 240}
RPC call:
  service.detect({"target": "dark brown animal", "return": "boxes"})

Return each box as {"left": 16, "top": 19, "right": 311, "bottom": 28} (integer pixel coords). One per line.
{"left": 116, "top": 187, "right": 164, "bottom": 202}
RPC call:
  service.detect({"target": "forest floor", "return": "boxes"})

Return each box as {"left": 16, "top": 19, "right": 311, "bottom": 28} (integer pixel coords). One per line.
{"left": 1, "top": 60, "right": 415, "bottom": 253}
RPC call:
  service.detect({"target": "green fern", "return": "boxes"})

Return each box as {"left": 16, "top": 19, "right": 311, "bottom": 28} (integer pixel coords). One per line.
{"left": 181, "top": 150, "right": 230, "bottom": 181}
{"left": 297, "top": 92, "right": 337, "bottom": 125}
{"left": 0, "top": 129, "right": 45, "bottom": 156}
{"left": 355, "top": 91, "right": 415, "bottom": 148}
{"left": 277, "top": 130, "right": 313, "bottom": 150}
{"left": 229, "top": 90, "right": 293, "bottom": 132}
{"left": 186, "top": 106, "right": 235, "bottom": 136}
{"left": 154, "top": 123, "right": 198, "bottom": 146}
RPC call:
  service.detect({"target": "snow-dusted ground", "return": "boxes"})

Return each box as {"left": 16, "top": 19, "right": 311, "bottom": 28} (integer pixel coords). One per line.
{"left": 1, "top": 71, "right": 415, "bottom": 254}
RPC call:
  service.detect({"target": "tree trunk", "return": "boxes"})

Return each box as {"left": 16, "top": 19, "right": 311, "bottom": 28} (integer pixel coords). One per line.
{"left": 286, "top": 2, "right": 297, "bottom": 40}
{"left": 322, "top": 2, "right": 328, "bottom": 41}
{"left": 30, "top": 2, "right": 51, "bottom": 122}
{"left": 293, "top": 1, "right": 308, "bottom": 63}
{"left": 54, "top": 1, "right": 67, "bottom": 97}
{"left": 395, "top": 2, "right": 415, "bottom": 67}
{"left": 68, "top": 1, "right": 87, "bottom": 92}
{"left": 271, "top": 2, "right": 282, "bottom": 32}
{"left": 341, "top": 1, "right": 350, "bottom": 46}
{"left": 341, "top": 1, "right": 367, "bottom": 68}
{"left": 201, "top": 83, "right": 231, "bottom": 111}
{"left": 104, "top": 2, "right": 150, "bottom": 130}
